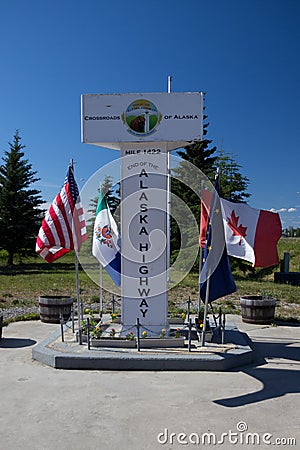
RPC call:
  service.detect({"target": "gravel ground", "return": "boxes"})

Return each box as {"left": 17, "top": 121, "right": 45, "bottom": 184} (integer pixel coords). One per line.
{"left": 0, "top": 306, "right": 40, "bottom": 321}
{"left": 0, "top": 302, "right": 104, "bottom": 322}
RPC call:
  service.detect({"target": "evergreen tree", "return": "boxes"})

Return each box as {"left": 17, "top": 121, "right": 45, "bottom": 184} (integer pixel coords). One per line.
{"left": 87, "top": 175, "right": 120, "bottom": 222}
{"left": 170, "top": 117, "right": 218, "bottom": 260}
{"left": 0, "top": 131, "right": 44, "bottom": 265}
{"left": 176, "top": 120, "right": 218, "bottom": 181}
{"left": 215, "top": 151, "right": 250, "bottom": 202}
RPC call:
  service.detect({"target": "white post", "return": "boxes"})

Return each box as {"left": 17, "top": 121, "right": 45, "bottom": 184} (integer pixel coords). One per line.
{"left": 75, "top": 250, "right": 81, "bottom": 329}
{"left": 70, "top": 159, "right": 82, "bottom": 331}
{"left": 197, "top": 246, "right": 203, "bottom": 315}
{"left": 167, "top": 75, "right": 172, "bottom": 282}
{"left": 99, "top": 263, "right": 103, "bottom": 317}
{"left": 144, "top": 111, "right": 150, "bottom": 133}
{"left": 97, "top": 182, "right": 104, "bottom": 318}
{"left": 198, "top": 180, "right": 204, "bottom": 315}
{"left": 167, "top": 75, "right": 172, "bottom": 94}
{"left": 200, "top": 173, "right": 219, "bottom": 346}
{"left": 200, "top": 269, "right": 210, "bottom": 346}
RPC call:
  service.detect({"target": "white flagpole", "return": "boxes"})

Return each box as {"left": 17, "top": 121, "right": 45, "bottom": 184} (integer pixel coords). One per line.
{"left": 198, "top": 180, "right": 204, "bottom": 315}
{"left": 70, "top": 159, "right": 82, "bottom": 335}
{"left": 75, "top": 252, "right": 82, "bottom": 329}
{"left": 200, "top": 169, "right": 221, "bottom": 346}
{"left": 198, "top": 247, "right": 203, "bottom": 315}
{"left": 99, "top": 263, "right": 103, "bottom": 318}
{"left": 167, "top": 75, "right": 172, "bottom": 282}
{"left": 200, "top": 269, "right": 210, "bottom": 346}
{"left": 168, "top": 75, "right": 172, "bottom": 94}
{"left": 98, "top": 183, "right": 104, "bottom": 318}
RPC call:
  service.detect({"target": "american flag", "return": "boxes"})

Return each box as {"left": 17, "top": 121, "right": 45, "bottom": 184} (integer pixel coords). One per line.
{"left": 36, "top": 166, "right": 87, "bottom": 262}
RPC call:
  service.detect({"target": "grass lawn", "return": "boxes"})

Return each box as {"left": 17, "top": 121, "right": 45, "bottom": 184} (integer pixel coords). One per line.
{"left": 0, "top": 238, "right": 299, "bottom": 323}
{"left": 0, "top": 254, "right": 102, "bottom": 308}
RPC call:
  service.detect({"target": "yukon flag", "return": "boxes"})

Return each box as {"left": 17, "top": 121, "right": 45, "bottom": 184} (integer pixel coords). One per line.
{"left": 36, "top": 165, "right": 87, "bottom": 262}
{"left": 220, "top": 199, "right": 282, "bottom": 268}
{"left": 92, "top": 189, "right": 121, "bottom": 286}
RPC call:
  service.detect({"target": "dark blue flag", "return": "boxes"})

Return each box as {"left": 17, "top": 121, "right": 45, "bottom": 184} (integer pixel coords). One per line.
{"left": 200, "top": 172, "right": 236, "bottom": 303}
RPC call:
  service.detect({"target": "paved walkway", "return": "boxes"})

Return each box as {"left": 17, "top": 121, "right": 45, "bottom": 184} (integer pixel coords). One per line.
{"left": 0, "top": 316, "right": 299, "bottom": 450}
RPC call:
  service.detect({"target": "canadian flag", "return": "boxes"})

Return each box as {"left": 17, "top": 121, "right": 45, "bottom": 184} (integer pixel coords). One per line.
{"left": 200, "top": 192, "right": 282, "bottom": 268}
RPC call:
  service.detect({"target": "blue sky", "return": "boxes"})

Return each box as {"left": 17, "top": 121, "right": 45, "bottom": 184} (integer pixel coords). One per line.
{"left": 0, "top": 0, "right": 299, "bottom": 229}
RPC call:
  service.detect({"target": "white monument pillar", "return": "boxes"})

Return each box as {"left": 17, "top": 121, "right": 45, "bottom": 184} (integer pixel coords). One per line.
{"left": 120, "top": 143, "right": 168, "bottom": 335}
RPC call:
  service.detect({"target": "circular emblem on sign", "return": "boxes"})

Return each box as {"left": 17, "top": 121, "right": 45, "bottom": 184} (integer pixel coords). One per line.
{"left": 122, "top": 99, "right": 162, "bottom": 136}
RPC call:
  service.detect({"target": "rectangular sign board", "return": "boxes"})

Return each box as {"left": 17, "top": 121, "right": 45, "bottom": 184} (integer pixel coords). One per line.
{"left": 81, "top": 92, "right": 203, "bottom": 151}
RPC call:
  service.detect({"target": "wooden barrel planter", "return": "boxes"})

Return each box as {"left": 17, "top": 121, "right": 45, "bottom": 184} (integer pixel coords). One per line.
{"left": 240, "top": 295, "right": 276, "bottom": 324}
{"left": 39, "top": 296, "right": 74, "bottom": 324}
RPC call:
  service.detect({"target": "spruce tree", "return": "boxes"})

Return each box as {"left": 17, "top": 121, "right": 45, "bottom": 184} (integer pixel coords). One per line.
{"left": 0, "top": 131, "right": 44, "bottom": 265}
{"left": 87, "top": 175, "right": 120, "bottom": 221}
{"left": 216, "top": 151, "right": 250, "bottom": 202}
{"left": 170, "top": 118, "right": 218, "bottom": 259}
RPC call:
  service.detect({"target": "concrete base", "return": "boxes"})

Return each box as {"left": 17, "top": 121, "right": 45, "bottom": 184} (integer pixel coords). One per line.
{"left": 32, "top": 322, "right": 254, "bottom": 371}
{"left": 2, "top": 318, "right": 300, "bottom": 450}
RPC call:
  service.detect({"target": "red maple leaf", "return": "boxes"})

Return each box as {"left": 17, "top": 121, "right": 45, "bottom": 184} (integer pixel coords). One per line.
{"left": 227, "top": 210, "right": 247, "bottom": 244}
